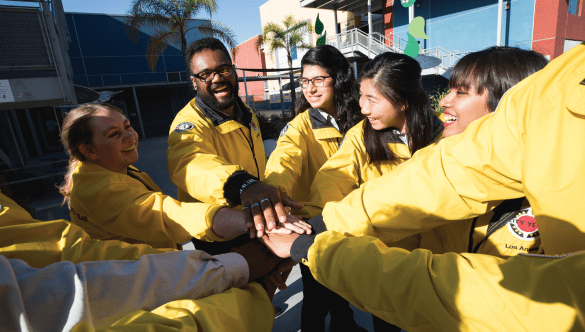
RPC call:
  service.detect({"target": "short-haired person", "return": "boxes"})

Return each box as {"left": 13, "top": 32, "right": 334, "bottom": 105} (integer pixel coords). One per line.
{"left": 166, "top": 37, "right": 307, "bottom": 254}
{"left": 419, "top": 47, "right": 549, "bottom": 257}
{"left": 263, "top": 45, "right": 364, "bottom": 332}
{"left": 0, "top": 190, "right": 277, "bottom": 331}
{"left": 59, "top": 103, "right": 300, "bottom": 250}
{"left": 259, "top": 43, "right": 585, "bottom": 330}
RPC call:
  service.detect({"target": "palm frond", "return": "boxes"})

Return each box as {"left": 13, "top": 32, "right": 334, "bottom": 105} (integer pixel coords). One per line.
{"left": 145, "top": 30, "right": 175, "bottom": 72}
{"left": 198, "top": 20, "right": 238, "bottom": 50}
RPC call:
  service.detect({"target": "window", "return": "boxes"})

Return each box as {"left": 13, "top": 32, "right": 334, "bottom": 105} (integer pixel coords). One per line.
{"left": 568, "top": 0, "right": 582, "bottom": 15}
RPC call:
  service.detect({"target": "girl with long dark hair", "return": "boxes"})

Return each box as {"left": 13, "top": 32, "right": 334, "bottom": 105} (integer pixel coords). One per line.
{"left": 305, "top": 52, "right": 443, "bottom": 219}
{"left": 263, "top": 45, "right": 363, "bottom": 332}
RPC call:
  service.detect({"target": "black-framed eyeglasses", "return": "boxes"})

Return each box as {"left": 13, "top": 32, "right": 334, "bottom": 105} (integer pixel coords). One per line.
{"left": 192, "top": 64, "right": 234, "bottom": 84}
{"left": 300, "top": 76, "right": 331, "bottom": 88}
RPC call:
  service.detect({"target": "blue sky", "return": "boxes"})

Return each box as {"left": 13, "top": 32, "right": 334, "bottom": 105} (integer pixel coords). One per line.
{"left": 0, "top": 0, "right": 267, "bottom": 45}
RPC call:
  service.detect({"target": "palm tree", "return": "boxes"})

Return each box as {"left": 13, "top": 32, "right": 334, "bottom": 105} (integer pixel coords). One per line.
{"left": 259, "top": 15, "right": 312, "bottom": 109}
{"left": 126, "top": 0, "right": 237, "bottom": 73}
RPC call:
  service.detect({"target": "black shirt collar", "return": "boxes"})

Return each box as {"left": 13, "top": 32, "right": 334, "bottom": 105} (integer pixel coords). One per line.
{"left": 195, "top": 96, "right": 251, "bottom": 128}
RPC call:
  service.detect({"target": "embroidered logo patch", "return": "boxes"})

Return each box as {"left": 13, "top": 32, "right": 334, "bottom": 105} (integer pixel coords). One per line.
{"left": 279, "top": 124, "right": 289, "bottom": 137}
{"left": 250, "top": 119, "right": 258, "bottom": 132}
{"left": 174, "top": 122, "right": 194, "bottom": 132}
{"left": 506, "top": 207, "right": 539, "bottom": 241}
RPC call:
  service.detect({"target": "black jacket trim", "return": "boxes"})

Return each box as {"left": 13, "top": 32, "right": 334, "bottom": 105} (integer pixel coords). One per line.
{"left": 289, "top": 214, "right": 328, "bottom": 263}
{"left": 223, "top": 171, "right": 258, "bottom": 205}
{"left": 195, "top": 96, "right": 252, "bottom": 128}
{"left": 307, "top": 215, "right": 328, "bottom": 234}
{"left": 309, "top": 108, "right": 337, "bottom": 130}
{"left": 291, "top": 234, "right": 316, "bottom": 263}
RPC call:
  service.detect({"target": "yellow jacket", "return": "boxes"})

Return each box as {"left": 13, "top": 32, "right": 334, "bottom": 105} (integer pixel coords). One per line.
{"left": 69, "top": 161, "right": 226, "bottom": 248}
{"left": 264, "top": 108, "right": 342, "bottom": 215}
{"left": 0, "top": 192, "right": 273, "bottom": 331}
{"left": 304, "top": 119, "right": 442, "bottom": 219}
{"left": 420, "top": 198, "right": 543, "bottom": 257}
{"left": 167, "top": 97, "right": 266, "bottom": 205}
{"left": 322, "top": 42, "right": 585, "bottom": 255}
{"left": 305, "top": 230, "right": 585, "bottom": 331}
{"left": 0, "top": 191, "right": 170, "bottom": 267}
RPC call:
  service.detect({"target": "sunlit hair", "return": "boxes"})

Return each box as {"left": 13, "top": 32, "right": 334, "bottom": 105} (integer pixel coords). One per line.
{"left": 449, "top": 46, "right": 548, "bottom": 112}
{"left": 58, "top": 103, "right": 125, "bottom": 207}
{"left": 295, "top": 45, "right": 362, "bottom": 135}
{"left": 361, "top": 52, "right": 436, "bottom": 164}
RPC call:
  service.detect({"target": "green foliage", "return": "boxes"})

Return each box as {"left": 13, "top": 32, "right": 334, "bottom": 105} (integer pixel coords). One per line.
{"left": 316, "top": 31, "right": 327, "bottom": 45}
{"left": 401, "top": 0, "right": 416, "bottom": 7}
{"left": 429, "top": 87, "right": 449, "bottom": 114}
{"left": 260, "top": 14, "right": 312, "bottom": 68}
{"left": 314, "top": 14, "right": 324, "bottom": 35}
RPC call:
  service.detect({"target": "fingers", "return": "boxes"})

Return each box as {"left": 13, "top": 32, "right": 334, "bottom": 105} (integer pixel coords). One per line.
{"left": 250, "top": 202, "right": 265, "bottom": 238}
{"left": 265, "top": 270, "right": 287, "bottom": 290}
{"left": 243, "top": 206, "right": 254, "bottom": 238}
{"left": 265, "top": 227, "right": 293, "bottom": 234}
{"left": 260, "top": 197, "right": 278, "bottom": 231}
{"left": 280, "top": 192, "right": 304, "bottom": 210}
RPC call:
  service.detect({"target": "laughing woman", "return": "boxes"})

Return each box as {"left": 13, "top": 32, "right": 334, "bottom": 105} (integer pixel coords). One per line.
{"left": 58, "top": 103, "right": 275, "bottom": 249}
{"left": 304, "top": 52, "right": 443, "bottom": 221}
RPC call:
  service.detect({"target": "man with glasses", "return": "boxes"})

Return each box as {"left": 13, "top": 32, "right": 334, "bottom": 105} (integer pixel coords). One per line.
{"left": 167, "top": 38, "right": 306, "bottom": 255}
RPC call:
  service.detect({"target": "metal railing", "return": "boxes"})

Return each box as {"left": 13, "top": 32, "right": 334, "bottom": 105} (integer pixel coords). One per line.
{"left": 326, "top": 28, "right": 467, "bottom": 72}
{"left": 420, "top": 46, "right": 468, "bottom": 70}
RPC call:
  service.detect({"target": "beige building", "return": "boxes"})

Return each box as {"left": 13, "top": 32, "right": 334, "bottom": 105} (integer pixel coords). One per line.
{"left": 259, "top": 0, "right": 355, "bottom": 93}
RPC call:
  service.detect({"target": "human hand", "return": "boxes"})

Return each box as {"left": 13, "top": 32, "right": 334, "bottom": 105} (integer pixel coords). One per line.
{"left": 258, "top": 232, "right": 300, "bottom": 258}
{"left": 241, "top": 182, "right": 304, "bottom": 238}
{"left": 263, "top": 258, "right": 297, "bottom": 291}
{"left": 234, "top": 240, "right": 282, "bottom": 282}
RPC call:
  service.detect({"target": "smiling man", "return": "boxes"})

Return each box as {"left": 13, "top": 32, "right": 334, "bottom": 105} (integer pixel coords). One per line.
{"left": 167, "top": 38, "right": 302, "bottom": 255}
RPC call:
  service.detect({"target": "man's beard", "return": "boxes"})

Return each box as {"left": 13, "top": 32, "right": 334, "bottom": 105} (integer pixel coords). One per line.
{"left": 198, "top": 81, "right": 239, "bottom": 111}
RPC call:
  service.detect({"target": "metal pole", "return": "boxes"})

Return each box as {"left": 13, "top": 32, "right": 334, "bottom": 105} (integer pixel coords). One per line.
{"left": 9, "top": 110, "right": 30, "bottom": 160}
{"left": 52, "top": 107, "right": 61, "bottom": 134}
{"left": 25, "top": 109, "right": 42, "bottom": 156}
{"left": 353, "top": 62, "right": 358, "bottom": 79}
{"left": 496, "top": 0, "right": 504, "bottom": 46}
{"left": 4, "top": 111, "right": 24, "bottom": 167}
{"left": 243, "top": 70, "right": 250, "bottom": 105}
{"left": 278, "top": 77, "right": 285, "bottom": 118}
{"left": 368, "top": 0, "right": 372, "bottom": 58}
{"left": 409, "top": 5, "right": 414, "bottom": 23}
{"left": 334, "top": 4, "right": 340, "bottom": 49}
{"left": 132, "top": 87, "right": 146, "bottom": 139}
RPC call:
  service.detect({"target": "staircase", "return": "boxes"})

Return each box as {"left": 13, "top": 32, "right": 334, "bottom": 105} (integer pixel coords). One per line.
{"left": 326, "top": 28, "right": 467, "bottom": 77}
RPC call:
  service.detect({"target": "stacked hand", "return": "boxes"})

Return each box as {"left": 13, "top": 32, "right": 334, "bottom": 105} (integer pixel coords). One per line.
{"left": 241, "top": 182, "right": 312, "bottom": 238}
{"left": 234, "top": 239, "right": 298, "bottom": 300}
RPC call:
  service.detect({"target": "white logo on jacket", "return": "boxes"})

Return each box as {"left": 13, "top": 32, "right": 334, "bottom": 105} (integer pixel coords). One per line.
{"left": 174, "top": 122, "right": 194, "bottom": 132}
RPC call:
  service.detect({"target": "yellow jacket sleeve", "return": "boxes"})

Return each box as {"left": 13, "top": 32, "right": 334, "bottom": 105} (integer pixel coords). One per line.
{"left": 1, "top": 192, "right": 171, "bottom": 268}
{"left": 103, "top": 282, "right": 273, "bottom": 332}
{"left": 307, "top": 231, "right": 584, "bottom": 331}
{"left": 322, "top": 43, "right": 585, "bottom": 255}
{"left": 167, "top": 100, "right": 266, "bottom": 205}
{"left": 70, "top": 162, "right": 226, "bottom": 247}
{"left": 264, "top": 120, "right": 307, "bottom": 200}
{"left": 303, "top": 123, "right": 366, "bottom": 218}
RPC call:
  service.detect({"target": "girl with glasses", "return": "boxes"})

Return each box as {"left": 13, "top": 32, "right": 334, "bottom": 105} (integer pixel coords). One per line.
{"left": 303, "top": 52, "right": 443, "bottom": 331}
{"left": 263, "top": 45, "right": 363, "bottom": 332}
